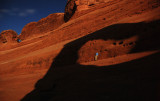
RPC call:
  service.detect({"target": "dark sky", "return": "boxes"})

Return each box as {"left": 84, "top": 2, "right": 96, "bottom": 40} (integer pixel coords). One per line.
{"left": 0, "top": 0, "right": 67, "bottom": 34}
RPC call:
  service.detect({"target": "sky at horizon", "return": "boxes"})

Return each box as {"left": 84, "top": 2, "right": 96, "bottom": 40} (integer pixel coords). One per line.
{"left": 0, "top": 0, "right": 67, "bottom": 35}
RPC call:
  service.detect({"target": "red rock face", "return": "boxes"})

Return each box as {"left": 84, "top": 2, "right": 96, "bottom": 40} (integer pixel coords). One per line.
{"left": 0, "top": 30, "right": 18, "bottom": 45}
{"left": 64, "top": 0, "right": 77, "bottom": 22}
{"left": 19, "top": 13, "right": 65, "bottom": 40}
{"left": 64, "top": 0, "right": 111, "bottom": 21}
{"left": 0, "top": 0, "right": 160, "bottom": 100}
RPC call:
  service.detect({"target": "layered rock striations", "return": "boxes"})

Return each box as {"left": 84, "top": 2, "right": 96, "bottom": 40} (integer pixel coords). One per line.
{"left": 0, "top": 1, "right": 160, "bottom": 100}
{"left": 64, "top": 0, "right": 110, "bottom": 21}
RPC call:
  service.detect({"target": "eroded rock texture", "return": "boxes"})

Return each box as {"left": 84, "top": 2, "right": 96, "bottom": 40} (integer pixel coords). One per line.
{"left": 0, "top": 30, "right": 18, "bottom": 45}
{"left": 19, "top": 13, "right": 64, "bottom": 40}
{"left": 64, "top": 0, "right": 110, "bottom": 21}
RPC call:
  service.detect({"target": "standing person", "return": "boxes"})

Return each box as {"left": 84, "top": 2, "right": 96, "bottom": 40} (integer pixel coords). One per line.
{"left": 95, "top": 52, "right": 98, "bottom": 61}
{"left": 17, "top": 39, "right": 21, "bottom": 43}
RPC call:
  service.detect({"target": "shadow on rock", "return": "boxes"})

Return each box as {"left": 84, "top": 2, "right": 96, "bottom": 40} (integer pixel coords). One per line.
{"left": 21, "top": 20, "right": 160, "bottom": 101}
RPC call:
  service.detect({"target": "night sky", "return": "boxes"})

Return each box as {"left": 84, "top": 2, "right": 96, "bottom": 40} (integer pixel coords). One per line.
{"left": 0, "top": 0, "right": 67, "bottom": 34}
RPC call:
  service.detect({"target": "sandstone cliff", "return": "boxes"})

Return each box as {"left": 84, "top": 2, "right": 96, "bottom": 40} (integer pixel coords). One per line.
{"left": 64, "top": 0, "right": 111, "bottom": 21}
{"left": 19, "top": 13, "right": 65, "bottom": 40}
{"left": 0, "top": 0, "right": 160, "bottom": 101}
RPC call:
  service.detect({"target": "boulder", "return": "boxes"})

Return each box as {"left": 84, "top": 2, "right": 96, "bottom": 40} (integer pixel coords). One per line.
{"left": 0, "top": 30, "right": 18, "bottom": 45}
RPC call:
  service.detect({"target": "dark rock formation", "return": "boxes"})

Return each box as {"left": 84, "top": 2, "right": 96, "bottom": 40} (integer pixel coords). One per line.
{"left": 64, "top": 0, "right": 110, "bottom": 21}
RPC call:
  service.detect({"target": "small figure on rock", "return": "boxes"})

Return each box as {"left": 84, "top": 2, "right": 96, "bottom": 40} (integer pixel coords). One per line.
{"left": 17, "top": 39, "right": 21, "bottom": 43}
{"left": 95, "top": 52, "right": 98, "bottom": 61}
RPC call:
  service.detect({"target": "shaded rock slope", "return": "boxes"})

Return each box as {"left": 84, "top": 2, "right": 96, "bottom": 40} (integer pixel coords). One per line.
{"left": 0, "top": 0, "right": 160, "bottom": 101}
{"left": 0, "top": 0, "right": 159, "bottom": 74}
